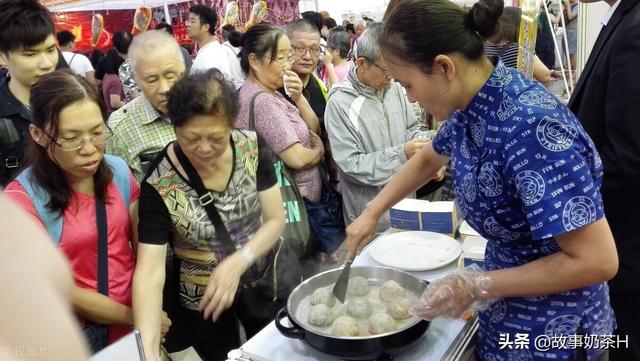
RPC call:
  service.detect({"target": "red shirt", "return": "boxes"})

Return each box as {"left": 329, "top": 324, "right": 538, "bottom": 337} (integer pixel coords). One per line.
{"left": 5, "top": 174, "right": 140, "bottom": 343}
{"left": 102, "top": 73, "right": 124, "bottom": 114}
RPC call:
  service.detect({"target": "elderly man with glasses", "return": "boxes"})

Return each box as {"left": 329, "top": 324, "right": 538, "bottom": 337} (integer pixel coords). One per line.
{"left": 325, "top": 23, "right": 435, "bottom": 232}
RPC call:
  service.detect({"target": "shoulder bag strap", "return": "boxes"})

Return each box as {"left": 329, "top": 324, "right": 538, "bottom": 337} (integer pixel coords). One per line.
{"left": 95, "top": 197, "right": 109, "bottom": 296}
{"left": 69, "top": 53, "right": 77, "bottom": 67}
{"left": 172, "top": 142, "right": 238, "bottom": 256}
{"left": 247, "top": 91, "right": 266, "bottom": 131}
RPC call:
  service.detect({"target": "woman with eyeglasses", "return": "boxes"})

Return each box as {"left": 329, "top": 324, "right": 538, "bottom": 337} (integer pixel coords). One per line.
{"left": 237, "top": 23, "right": 323, "bottom": 206}
{"left": 4, "top": 70, "right": 169, "bottom": 353}
{"left": 133, "top": 68, "right": 285, "bottom": 361}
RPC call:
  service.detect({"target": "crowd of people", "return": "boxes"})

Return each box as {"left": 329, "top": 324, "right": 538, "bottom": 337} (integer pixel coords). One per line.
{"left": 0, "top": 0, "right": 638, "bottom": 360}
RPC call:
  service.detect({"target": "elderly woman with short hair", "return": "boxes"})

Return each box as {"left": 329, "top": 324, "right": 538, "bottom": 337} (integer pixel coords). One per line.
{"left": 321, "top": 30, "right": 352, "bottom": 87}
{"left": 133, "top": 69, "right": 285, "bottom": 361}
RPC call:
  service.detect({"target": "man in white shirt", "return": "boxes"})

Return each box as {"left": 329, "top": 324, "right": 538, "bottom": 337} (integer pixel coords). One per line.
{"left": 56, "top": 30, "right": 95, "bottom": 86}
{"left": 220, "top": 24, "right": 244, "bottom": 88}
{"left": 188, "top": 4, "right": 238, "bottom": 88}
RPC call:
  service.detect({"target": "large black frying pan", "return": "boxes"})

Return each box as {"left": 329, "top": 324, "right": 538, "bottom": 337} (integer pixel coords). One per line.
{"left": 275, "top": 266, "right": 430, "bottom": 360}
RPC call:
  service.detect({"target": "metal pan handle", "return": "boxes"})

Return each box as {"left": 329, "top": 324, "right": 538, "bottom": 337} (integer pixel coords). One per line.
{"left": 275, "top": 307, "right": 305, "bottom": 339}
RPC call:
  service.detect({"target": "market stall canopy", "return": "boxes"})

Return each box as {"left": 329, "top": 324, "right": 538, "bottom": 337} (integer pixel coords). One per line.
{"left": 43, "top": 0, "right": 187, "bottom": 12}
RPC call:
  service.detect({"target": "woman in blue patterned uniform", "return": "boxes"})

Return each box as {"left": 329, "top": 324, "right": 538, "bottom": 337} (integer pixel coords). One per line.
{"left": 345, "top": 0, "right": 618, "bottom": 360}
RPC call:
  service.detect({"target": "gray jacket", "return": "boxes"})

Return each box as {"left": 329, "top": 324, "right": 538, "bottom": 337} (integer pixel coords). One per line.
{"left": 325, "top": 68, "right": 429, "bottom": 230}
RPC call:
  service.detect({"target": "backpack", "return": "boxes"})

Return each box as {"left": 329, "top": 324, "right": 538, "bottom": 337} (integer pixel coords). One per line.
{"left": 0, "top": 116, "right": 24, "bottom": 185}
{"left": 15, "top": 154, "right": 132, "bottom": 245}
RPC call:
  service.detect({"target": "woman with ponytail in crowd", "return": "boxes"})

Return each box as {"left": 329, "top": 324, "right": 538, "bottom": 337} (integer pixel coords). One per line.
{"left": 345, "top": 0, "right": 617, "bottom": 360}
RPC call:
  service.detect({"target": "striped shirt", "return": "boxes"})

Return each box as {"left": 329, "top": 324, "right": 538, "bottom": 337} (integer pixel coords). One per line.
{"left": 483, "top": 42, "right": 519, "bottom": 69}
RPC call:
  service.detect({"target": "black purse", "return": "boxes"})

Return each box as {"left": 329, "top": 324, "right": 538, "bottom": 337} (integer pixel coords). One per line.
{"left": 82, "top": 198, "right": 110, "bottom": 354}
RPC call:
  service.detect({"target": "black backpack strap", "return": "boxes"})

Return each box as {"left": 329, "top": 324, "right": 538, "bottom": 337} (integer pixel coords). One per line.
{"left": 95, "top": 198, "right": 109, "bottom": 296}
{"left": 0, "top": 117, "right": 23, "bottom": 181}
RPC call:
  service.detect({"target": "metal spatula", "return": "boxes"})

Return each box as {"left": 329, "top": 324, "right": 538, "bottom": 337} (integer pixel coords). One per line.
{"left": 331, "top": 258, "right": 353, "bottom": 303}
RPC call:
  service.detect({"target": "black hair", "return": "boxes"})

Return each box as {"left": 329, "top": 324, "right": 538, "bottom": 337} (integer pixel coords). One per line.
{"left": 27, "top": 69, "right": 111, "bottom": 213}
{"left": 167, "top": 68, "right": 239, "bottom": 128}
{"left": 228, "top": 31, "right": 243, "bottom": 48}
{"left": 189, "top": 4, "right": 218, "bottom": 36}
{"left": 112, "top": 30, "right": 133, "bottom": 55}
{"left": 155, "top": 22, "right": 174, "bottom": 35}
{"left": 239, "top": 23, "right": 284, "bottom": 75}
{"left": 0, "top": 0, "right": 56, "bottom": 54}
{"left": 323, "top": 17, "right": 337, "bottom": 29}
{"left": 301, "top": 11, "right": 323, "bottom": 32}
{"left": 345, "top": 23, "right": 355, "bottom": 34}
{"left": 382, "top": 0, "right": 503, "bottom": 71}
{"left": 104, "top": 48, "right": 124, "bottom": 75}
{"left": 88, "top": 48, "right": 105, "bottom": 69}
{"left": 494, "top": 6, "right": 522, "bottom": 43}
{"left": 56, "top": 30, "right": 75, "bottom": 47}
{"left": 221, "top": 24, "right": 235, "bottom": 38}
{"left": 221, "top": 24, "right": 242, "bottom": 46}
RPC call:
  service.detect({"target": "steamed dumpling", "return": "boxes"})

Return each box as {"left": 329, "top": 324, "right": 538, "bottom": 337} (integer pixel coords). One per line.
{"left": 310, "top": 287, "right": 336, "bottom": 307}
{"left": 332, "top": 316, "right": 359, "bottom": 336}
{"left": 379, "top": 280, "right": 405, "bottom": 302}
{"left": 346, "top": 297, "right": 373, "bottom": 319}
{"left": 347, "top": 276, "right": 370, "bottom": 297}
{"left": 369, "top": 313, "right": 396, "bottom": 335}
{"left": 387, "top": 297, "right": 412, "bottom": 320}
{"left": 308, "top": 304, "right": 333, "bottom": 327}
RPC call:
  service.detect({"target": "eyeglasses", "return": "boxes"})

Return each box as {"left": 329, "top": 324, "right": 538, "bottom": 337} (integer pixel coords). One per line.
{"left": 43, "top": 127, "right": 112, "bottom": 151}
{"left": 269, "top": 55, "right": 294, "bottom": 65}
{"left": 292, "top": 46, "right": 321, "bottom": 58}
{"left": 370, "top": 61, "right": 391, "bottom": 76}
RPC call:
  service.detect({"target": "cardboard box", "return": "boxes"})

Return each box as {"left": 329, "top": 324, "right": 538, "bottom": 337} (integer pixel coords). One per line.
{"left": 421, "top": 201, "right": 457, "bottom": 235}
{"left": 390, "top": 199, "right": 458, "bottom": 235}
{"left": 459, "top": 220, "right": 481, "bottom": 240}
{"left": 459, "top": 235, "right": 488, "bottom": 269}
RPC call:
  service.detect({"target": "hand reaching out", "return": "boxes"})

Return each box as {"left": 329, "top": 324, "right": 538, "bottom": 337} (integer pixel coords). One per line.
{"left": 410, "top": 265, "right": 493, "bottom": 320}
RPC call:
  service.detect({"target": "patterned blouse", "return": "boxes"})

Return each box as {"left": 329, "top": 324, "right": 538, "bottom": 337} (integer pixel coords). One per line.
{"left": 433, "top": 59, "right": 614, "bottom": 360}
{"left": 138, "top": 130, "right": 276, "bottom": 310}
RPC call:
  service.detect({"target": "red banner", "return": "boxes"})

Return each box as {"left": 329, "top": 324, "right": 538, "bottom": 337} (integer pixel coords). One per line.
{"left": 53, "top": 10, "right": 134, "bottom": 52}
{"left": 52, "top": 0, "right": 300, "bottom": 53}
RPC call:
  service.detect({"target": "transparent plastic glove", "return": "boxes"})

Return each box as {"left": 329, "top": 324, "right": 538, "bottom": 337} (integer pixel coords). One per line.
{"left": 410, "top": 264, "right": 494, "bottom": 320}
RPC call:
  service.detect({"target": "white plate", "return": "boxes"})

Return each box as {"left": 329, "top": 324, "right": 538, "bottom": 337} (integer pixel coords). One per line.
{"left": 369, "top": 231, "right": 462, "bottom": 271}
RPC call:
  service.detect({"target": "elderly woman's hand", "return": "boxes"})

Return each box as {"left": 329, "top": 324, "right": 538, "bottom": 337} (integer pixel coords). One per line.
{"left": 309, "top": 131, "right": 324, "bottom": 153}
{"left": 322, "top": 49, "right": 333, "bottom": 67}
{"left": 199, "top": 254, "right": 247, "bottom": 321}
{"left": 283, "top": 70, "right": 304, "bottom": 102}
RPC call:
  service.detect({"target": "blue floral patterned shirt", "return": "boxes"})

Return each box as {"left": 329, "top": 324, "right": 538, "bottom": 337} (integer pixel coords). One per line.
{"left": 433, "top": 59, "right": 615, "bottom": 360}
